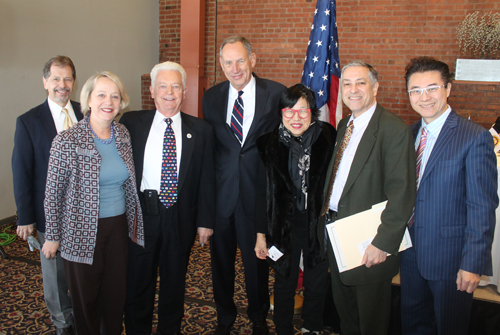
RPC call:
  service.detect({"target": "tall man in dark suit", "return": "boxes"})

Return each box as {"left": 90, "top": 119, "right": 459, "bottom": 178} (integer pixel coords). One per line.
{"left": 400, "top": 56, "right": 498, "bottom": 335}
{"left": 202, "top": 36, "right": 286, "bottom": 334}
{"left": 318, "top": 61, "right": 416, "bottom": 335}
{"left": 121, "top": 61, "right": 215, "bottom": 335}
{"left": 12, "top": 55, "right": 82, "bottom": 335}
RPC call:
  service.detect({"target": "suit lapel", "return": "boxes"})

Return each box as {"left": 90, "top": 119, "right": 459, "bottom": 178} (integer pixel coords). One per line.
{"left": 340, "top": 105, "right": 381, "bottom": 199}
{"left": 71, "top": 100, "right": 84, "bottom": 120}
{"left": 217, "top": 82, "right": 237, "bottom": 142}
{"left": 39, "top": 100, "right": 58, "bottom": 143}
{"left": 178, "top": 112, "right": 194, "bottom": 192}
{"left": 136, "top": 111, "right": 156, "bottom": 185}
{"left": 323, "top": 120, "right": 347, "bottom": 197}
{"left": 245, "top": 77, "right": 270, "bottom": 147}
{"left": 418, "top": 110, "right": 458, "bottom": 186}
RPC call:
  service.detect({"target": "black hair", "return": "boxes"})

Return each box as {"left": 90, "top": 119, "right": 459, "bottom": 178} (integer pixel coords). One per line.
{"left": 279, "top": 83, "right": 320, "bottom": 121}
{"left": 404, "top": 56, "right": 453, "bottom": 89}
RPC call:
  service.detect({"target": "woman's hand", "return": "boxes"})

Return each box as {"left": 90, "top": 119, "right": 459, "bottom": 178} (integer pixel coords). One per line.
{"left": 41, "top": 241, "right": 60, "bottom": 259}
{"left": 254, "top": 233, "right": 269, "bottom": 260}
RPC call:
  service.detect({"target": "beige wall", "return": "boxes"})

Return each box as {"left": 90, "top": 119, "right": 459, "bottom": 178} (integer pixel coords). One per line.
{"left": 0, "top": 0, "right": 159, "bottom": 219}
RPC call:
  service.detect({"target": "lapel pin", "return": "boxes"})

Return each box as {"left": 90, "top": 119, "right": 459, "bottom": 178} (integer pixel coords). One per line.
{"left": 187, "top": 133, "right": 192, "bottom": 139}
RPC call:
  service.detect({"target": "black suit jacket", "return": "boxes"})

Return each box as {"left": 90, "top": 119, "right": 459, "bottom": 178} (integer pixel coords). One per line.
{"left": 120, "top": 110, "right": 215, "bottom": 253}
{"left": 202, "top": 75, "right": 286, "bottom": 218}
{"left": 12, "top": 99, "right": 83, "bottom": 232}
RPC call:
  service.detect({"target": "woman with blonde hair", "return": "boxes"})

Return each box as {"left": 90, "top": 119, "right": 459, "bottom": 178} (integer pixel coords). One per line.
{"left": 42, "top": 71, "right": 144, "bottom": 335}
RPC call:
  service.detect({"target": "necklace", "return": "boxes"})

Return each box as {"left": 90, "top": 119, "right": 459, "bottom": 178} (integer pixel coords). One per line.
{"left": 89, "top": 121, "right": 114, "bottom": 145}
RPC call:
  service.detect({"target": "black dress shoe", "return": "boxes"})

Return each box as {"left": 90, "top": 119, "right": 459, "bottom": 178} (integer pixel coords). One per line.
{"left": 55, "top": 325, "right": 75, "bottom": 335}
{"left": 214, "top": 324, "right": 231, "bottom": 335}
{"left": 252, "top": 321, "right": 269, "bottom": 335}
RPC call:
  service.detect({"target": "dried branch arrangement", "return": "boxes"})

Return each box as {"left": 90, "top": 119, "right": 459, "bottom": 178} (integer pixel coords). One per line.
{"left": 457, "top": 12, "right": 500, "bottom": 59}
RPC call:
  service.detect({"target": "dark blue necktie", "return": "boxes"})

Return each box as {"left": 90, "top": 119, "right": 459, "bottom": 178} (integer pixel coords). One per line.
{"left": 159, "top": 118, "right": 178, "bottom": 207}
{"left": 231, "top": 90, "right": 244, "bottom": 144}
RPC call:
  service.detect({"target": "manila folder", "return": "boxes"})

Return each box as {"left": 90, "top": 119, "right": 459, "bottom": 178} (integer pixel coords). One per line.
{"left": 326, "top": 201, "right": 412, "bottom": 273}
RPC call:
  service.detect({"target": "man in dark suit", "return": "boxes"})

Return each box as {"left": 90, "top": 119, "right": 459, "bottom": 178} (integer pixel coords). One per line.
{"left": 400, "top": 56, "right": 498, "bottom": 335}
{"left": 318, "top": 61, "right": 416, "bottom": 335}
{"left": 121, "top": 61, "right": 215, "bottom": 335}
{"left": 12, "top": 55, "right": 82, "bottom": 335}
{"left": 202, "top": 36, "right": 286, "bottom": 334}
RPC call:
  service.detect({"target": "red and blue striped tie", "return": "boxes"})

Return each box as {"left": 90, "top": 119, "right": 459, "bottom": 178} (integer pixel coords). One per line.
{"left": 159, "top": 118, "right": 178, "bottom": 207}
{"left": 231, "top": 90, "right": 244, "bottom": 144}
{"left": 408, "top": 127, "right": 427, "bottom": 227}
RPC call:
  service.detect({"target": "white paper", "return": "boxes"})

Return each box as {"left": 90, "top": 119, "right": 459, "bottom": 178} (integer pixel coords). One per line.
{"left": 268, "top": 246, "right": 284, "bottom": 261}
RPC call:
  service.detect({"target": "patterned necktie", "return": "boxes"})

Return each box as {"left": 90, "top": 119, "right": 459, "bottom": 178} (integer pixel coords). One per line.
{"left": 231, "top": 90, "right": 244, "bottom": 144}
{"left": 159, "top": 118, "right": 178, "bottom": 207}
{"left": 321, "top": 120, "right": 354, "bottom": 216}
{"left": 408, "top": 127, "right": 428, "bottom": 227}
{"left": 61, "top": 108, "right": 73, "bottom": 130}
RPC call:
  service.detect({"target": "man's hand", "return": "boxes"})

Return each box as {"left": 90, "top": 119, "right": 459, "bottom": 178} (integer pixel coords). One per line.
{"left": 41, "top": 241, "right": 60, "bottom": 259}
{"left": 198, "top": 227, "right": 213, "bottom": 246}
{"left": 361, "top": 244, "right": 387, "bottom": 268}
{"left": 16, "top": 224, "right": 34, "bottom": 241}
{"left": 456, "top": 269, "right": 480, "bottom": 294}
{"left": 255, "top": 233, "right": 269, "bottom": 260}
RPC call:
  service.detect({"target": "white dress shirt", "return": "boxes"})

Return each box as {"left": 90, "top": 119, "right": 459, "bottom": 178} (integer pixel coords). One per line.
{"left": 329, "top": 102, "right": 378, "bottom": 211}
{"left": 225, "top": 75, "right": 256, "bottom": 145}
{"left": 47, "top": 98, "right": 78, "bottom": 133}
{"left": 415, "top": 105, "right": 451, "bottom": 188}
{"left": 141, "top": 111, "right": 182, "bottom": 192}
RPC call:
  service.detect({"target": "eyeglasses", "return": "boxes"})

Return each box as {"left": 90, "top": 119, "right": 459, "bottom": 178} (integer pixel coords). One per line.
{"left": 407, "top": 84, "right": 447, "bottom": 97}
{"left": 282, "top": 108, "right": 311, "bottom": 119}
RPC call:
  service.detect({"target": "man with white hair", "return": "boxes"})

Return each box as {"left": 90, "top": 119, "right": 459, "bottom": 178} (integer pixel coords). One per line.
{"left": 121, "top": 61, "right": 215, "bottom": 334}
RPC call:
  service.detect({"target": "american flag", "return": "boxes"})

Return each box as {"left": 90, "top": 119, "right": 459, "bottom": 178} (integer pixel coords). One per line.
{"left": 301, "top": 0, "right": 342, "bottom": 127}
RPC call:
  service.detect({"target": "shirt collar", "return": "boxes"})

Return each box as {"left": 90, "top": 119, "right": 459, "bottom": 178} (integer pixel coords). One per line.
{"left": 229, "top": 75, "right": 255, "bottom": 100}
{"left": 348, "top": 101, "right": 377, "bottom": 129}
{"left": 154, "top": 110, "right": 182, "bottom": 127}
{"left": 420, "top": 105, "right": 451, "bottom": 138}
{"left": 47, "top": 97, "right": 72, "bottom": 117}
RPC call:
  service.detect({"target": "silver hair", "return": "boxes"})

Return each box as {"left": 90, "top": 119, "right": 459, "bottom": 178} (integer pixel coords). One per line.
{"left": 150, "top": 61, "right": 187, "bottom": 89}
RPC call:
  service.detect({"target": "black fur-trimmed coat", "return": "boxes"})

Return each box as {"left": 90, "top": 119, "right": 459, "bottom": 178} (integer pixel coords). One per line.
{"left": 256, "top": 122, "right": 336, "bottom": 278}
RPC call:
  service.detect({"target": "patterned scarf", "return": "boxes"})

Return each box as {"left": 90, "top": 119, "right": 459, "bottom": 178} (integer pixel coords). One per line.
{"left": 278, "top": 121, "right": 322, "bottom": 211}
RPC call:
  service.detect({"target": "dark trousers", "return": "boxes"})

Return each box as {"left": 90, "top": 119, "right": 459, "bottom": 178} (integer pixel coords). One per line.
{"left": 63, "top": 214, "right": 129, "bottom": 335}
{"left": 400, "top": 245, "right": 474, "bottom": 335}
{"left": 273, "top": 227, "right": 329, "bottom": 335}
{"left": 210, "top": 198, "right": 270, "bottom": 326}
{"left": 327, "top": 238, "right": 392, "bottom": 335}
{"left": 125, "top": 201, "right": 190, "bottom": 334}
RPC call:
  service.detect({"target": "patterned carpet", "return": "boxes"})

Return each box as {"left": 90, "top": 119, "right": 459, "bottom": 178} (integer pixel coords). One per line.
{"left": 0, "top": 224, "right": 325, "bottom": 334}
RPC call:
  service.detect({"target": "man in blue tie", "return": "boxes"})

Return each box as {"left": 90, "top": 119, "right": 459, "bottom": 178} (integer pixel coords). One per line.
{"left": 202, "top": 36, "right": 286, "bottom": 335}
{"left": 400, "top": 56, "right": 498, "bottom": 335}
{"left": 121, "top": 61, "right": 215, "bottom": 335}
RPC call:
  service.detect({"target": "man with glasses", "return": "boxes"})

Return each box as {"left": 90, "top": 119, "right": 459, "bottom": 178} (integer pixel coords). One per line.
{"left": 400, "top": 56, "right": 498, "bottom": 335}
{"left": 319, "top": 61, "right": 416, "bottom": 335}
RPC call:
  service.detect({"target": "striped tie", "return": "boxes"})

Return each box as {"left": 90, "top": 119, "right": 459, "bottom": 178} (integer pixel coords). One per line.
{"left": 408, "top": 127, "right": 427, "bottom": 227}
{"left": 159, "top": 118, "right": 178, "bottom": 207}
{"left": 231, "top": 90, "right": 244, "bottom": 144}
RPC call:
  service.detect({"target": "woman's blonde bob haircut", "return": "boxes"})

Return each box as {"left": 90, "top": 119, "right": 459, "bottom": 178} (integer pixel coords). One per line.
{"left": 80, "top": 71, "right": 130, "bottom": 116}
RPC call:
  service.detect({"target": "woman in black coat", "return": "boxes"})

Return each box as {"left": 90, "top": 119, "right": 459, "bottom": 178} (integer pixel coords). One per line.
{"left": 255, "top": 84, "right": 336, "bottom": 334}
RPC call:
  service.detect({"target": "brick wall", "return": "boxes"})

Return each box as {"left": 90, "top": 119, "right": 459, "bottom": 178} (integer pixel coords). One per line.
{"left": 448, "top": 81, "right": 500, "bottom": 129}
{"left": 147, "top": 0, "right": 499, "bottom": 127}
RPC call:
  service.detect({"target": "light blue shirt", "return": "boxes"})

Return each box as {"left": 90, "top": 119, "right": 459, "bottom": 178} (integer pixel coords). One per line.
{"left": 415, "top": 106, "right": 452, "bottom": 188}
{"left": 94, "top": 137, "right": 129, "bottom": 218}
